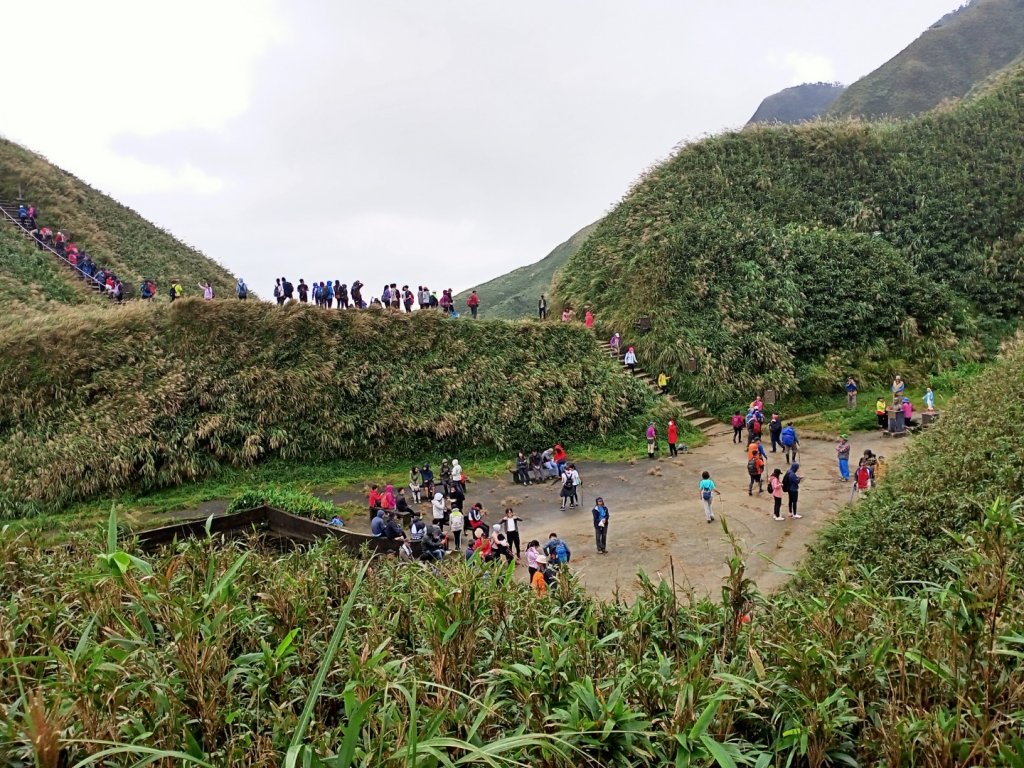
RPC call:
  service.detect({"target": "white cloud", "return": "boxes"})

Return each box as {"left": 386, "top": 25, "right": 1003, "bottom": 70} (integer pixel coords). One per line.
{"left": 782, "top": 51, "right": 838, "bottom": 85}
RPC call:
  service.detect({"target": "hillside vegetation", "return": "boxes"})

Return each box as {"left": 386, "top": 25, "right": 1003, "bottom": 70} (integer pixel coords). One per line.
{"left": 453, "top": 222, "right": 598, "bottom": 319}
{"left": 747, "top": 82, "right": 846, "bottom": 125}
{"left": 0, "top": 301, "right": 653, "bottom": 517}
{"left": 3, "top": 341, "right": 1024, "bottom": 765}
{"left": 555, "top": 62, "right": 1024, "bottom": 408}
{"left": 0, "top": 137, "right": 236, "bottom": 301}
{"left": 829, "top": 0, "right": 1024, "bottom": 118}
{"left": 0, "top": 225, "right": 98, "bottom": 308}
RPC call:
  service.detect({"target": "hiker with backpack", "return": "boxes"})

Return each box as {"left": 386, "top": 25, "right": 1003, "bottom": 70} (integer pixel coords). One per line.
{"left": 747, "top": 452, "right": 765, "bottom": 495}
{"left": 850, "top": 458, "right": 872, "bottom": 502}
{"left": 544, "top": 532, "right": 571, "bottom": 567}
{"left": 731, "top": 412, "right": 744, "bottom": 444}
{"left": 768, "top": 414, "right": 782, "bottom": 452}
{"left": 467, "top": 290, "right": 480, "bottom": 318}
{"left": 237, "top": 278, "right": 248, "bottom": 300}
{"left": 559, "top": 467, "right": 576, "bottom": 510}
{"left": 768, "top": 468, "right": 784, "bottom": 520}
{"left": 783, "top": 463, "right": 803, "bottom": 519}
{"left": 699, "top": 470, "right": 721, "bottom": 523}
{"left": 646, "top": 422, "right": 657, "bottom": 459}
{"left": 836, "top": 434, "right": 852, "bottom": 482}
{"left": 746, "top": 409, "right": 764, "bottom": 444}
{"left": 781, "top": 423, "right": 799, "bottom": 463}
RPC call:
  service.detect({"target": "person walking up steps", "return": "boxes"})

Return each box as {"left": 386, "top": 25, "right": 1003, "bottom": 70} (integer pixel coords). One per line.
{"left": 592, "top": 497, "right": 609, "bottom": 554}
{"left": 768, "top": 468, "right": 784, "bottom": 520}
{"left": 783, "top": 463, "right": 803, "bottom": 519}
{"left": 699, "top": 471, "right": 721, "bottom": 523}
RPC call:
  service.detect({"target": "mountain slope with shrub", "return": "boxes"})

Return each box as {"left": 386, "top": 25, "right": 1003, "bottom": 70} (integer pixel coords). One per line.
{"left": 0, "top": 225, "right": 100, "bottom": 308}
{"left": 0, "top": 301, "right": 653, "bottom": 517}
{"left": 829, "top": 0, "right": 1024, "bottom": 118}
{"left": 3, "top": 339, "right": 1024, "bottom": 765}
{"left": 747, "top": 82, "right": 846, "bottom": 124}
{"left": 453, "top": 222, "right": 598, "bottom": 320}
{"left": 555, "top": 62, "right": 1024, "bottom": 408}
{"left": 0, "top": 137, "right": 236, "bottom": 301}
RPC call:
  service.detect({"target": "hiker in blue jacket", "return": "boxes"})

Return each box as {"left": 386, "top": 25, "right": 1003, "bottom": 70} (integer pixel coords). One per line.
{"left": 783, "top": 463, "right": 803, "bottom": 519}
{"left": 781, "top": 423, "right": 799, "bottom": 464}
{"left": 592, "top": 497, "right": 609, "bottom": 554}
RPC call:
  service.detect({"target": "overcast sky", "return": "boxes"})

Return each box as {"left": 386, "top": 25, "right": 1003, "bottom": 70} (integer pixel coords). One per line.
{"left": 2, "top": 0, "right": 959, "bottom": 300}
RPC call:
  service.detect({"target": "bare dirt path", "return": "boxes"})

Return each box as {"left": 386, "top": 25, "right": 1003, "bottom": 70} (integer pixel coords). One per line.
{"left": 340, "top": 430, "right": 906, "bottom": 600}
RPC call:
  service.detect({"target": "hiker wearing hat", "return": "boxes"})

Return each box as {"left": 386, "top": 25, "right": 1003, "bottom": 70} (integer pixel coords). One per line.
{"left": 531, "top": 554, "right": 550, "bottom": 596}
{"left": 592, "top": 497, "right": 609, "bottom": 554}
{"left": 836, "top": 434, "right": 851, "bottom": 482}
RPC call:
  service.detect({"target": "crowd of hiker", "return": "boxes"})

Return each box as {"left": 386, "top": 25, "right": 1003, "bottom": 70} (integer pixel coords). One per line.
{"left": 272, "top": 279, "right": 482, "bottom": 318}
{"left": 15, "top": 202, "right": 128, "bottom": 300}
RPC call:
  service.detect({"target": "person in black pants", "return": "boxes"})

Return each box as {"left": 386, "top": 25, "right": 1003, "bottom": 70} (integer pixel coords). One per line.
{"left": 785, "top": 463, "right": 803, "bottom": 519}
{"left": 502, "top": 508, "right": 523, "bottom": 559}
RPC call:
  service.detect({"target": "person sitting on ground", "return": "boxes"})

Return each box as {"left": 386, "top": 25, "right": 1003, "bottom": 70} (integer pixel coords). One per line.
{"left": 409, "top": 514, "right": 426, "bottom": 541}
{"left": 467, "top": 502, "right": 488, "bottom": 536}
{"left": 383, "top": 512, "right": 406, "bottom": 541}
{"left": 541, "top": 447, "right": 558, "bottom": 479}
{"left": 396, "top": 488, "right": 414, "bottom": 516}
{"left": 370, "top": 509, "right": 387, "bottom": 537}
{"left": 553, "top": 444, "right": 568, "bottom": 476}
{"left": 398, "top": 539, "right": 415, "bottom": 563}
{"left": 421, "top": 524, "right": 446, "bottom": 561}
{"left": 544, "top": 532, "right": 571, "bottom": 567}
{"left": 471, "top": 527, "right": 493, "bottom": 562}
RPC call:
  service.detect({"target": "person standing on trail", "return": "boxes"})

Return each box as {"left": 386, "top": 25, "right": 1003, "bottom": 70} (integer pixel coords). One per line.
{"left": 850, "top": 458, "right": 872, "bottom": 502}
{"left": 199, "top": 281, "right": 214, "bottom": 300}
{"left": 561, "top": 307, "right": 573, "bottom": 322}
{"left": 297, "top": 279, "right": 309, "bottom": 303}
{"left": 502, "top": 508, "right": 523, "bottom": 559}
{"left": 746, "top": 409, "right": 763, "bottom": 444}
{"left": 274, "top": 279, "right": 284, "bottom": 305}
{"left": 610, "top": 332, "right": 621, "bottom": 355}
{"left": 875, "top": 398, "right": 888, "bottom": 429}
{"left": 584, "top": 309, "right": 594, "bottom": 329}
{"left": 768, "top": 414, "right": 782, "bottom": 453}
{"left": 624, "top": 347, "right": 638, "bottom": 375}
{"left": 845, "top": 377, "right": 859, "bottom": 409}
{"left": 667, "top": 420, "right": 679, "bottom": 457}
{"left": 236, "top": 278, "right": 248, "bottom": 300}
{"left": 768, "top": 468, "right": 784, "bottom": 520}
{"left": 559, "top": 467, "right": 576, "bottom": 510}
{"left": 592, "top": 497, "right": 609, "bottom": 554}
{"left": 538, "top": 295, "right": 547, "bottom": 320}
{"left": 467, "top": 290, "right": 480, "bottom": 318}
{"left": 747, "top": 451, "right": 765, "bottom": 495}
{"left": 783, "top": 463, "right": 803, "bottom": 519}
{"left": 646, "top": 422, "right": 657, "bottom": 458}
{"left": 531, "top": 554, "right": 550, "bottom": 595}
{"left": 731, "top": 412, "right": 744, "bottom": 444}
{"left": 781, "top": 423, "right": 799, "bottom": 464}
{"left": 699, "top": 471, "right": 721, "bottom": 523}
{"left": 836, "top": 434, "right": 851, "bottom": 482}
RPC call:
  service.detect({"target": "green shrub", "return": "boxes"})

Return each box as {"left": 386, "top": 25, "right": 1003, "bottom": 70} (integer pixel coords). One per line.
{"left": 225, "top": 486, "right": 337, "bottom": 519}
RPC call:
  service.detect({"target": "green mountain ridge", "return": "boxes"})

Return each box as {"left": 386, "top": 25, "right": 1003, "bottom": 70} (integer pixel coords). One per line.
{"left": 554, "top": 61, "right": 1024, "bottom": 408}
{"left": 0, "top": 137, "right": 237, "bottom": 301}
{"left": 747, "top": 82, "right": 847, "bottom": 125}
{"left": 829, "top": 0, "right": 1024, "bottom": 118}
{"left": 453, "top": 222, "right": 598, "bottom": 320}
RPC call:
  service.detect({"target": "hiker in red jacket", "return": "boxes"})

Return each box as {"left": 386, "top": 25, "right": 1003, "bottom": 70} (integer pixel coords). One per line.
{"left": 467, "top": 290, "right": 480, "bottom": 319}
{"left": 667, "top": 420, "right": 679, "bottom": 457}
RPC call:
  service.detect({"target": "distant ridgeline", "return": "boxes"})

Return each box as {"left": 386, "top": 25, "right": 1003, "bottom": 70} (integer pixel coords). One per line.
{"left": 554, "top": 63, "right": 1024, "bottom": 408}
{"left": 0, "top": 302, "right": 652, "bottom": 517}
{"left": 747, "top": 82, "right": 846, "bottom": 125}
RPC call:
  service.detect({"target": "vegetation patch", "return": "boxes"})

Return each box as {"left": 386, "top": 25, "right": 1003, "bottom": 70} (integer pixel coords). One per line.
{"left": 556, "top": 63, "right": 1024, "bottom": 408}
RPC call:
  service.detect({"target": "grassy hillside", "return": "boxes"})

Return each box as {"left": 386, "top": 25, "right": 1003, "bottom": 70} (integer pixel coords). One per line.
{"left": 453, "top": 222, "right": 598, "bottom": 320}
{"left": 747, "top": 82, "right": 846, "bottom": 124}
{"left": 0, "top": 301, "right": 653, "bottom": 517}
{"left": 0, "top": 137, "right": 237, "bottom": 301}
{"left": 555, "top": 62, "right": 1024, "bottom": 408}
{"left": 829, "top": 0, "right": 1024, "bottom": 118}
{"left": 3, "top": 342, "right": 1024, "bottom": 765}
{"left": 0, "top": 225, "right": 98, "bottom": 308}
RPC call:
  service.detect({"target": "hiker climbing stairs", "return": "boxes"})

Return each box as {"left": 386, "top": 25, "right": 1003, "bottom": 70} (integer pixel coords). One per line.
{"left": 0, "top": 198, "right": 108, "bottom": 299}
{"left": 594, "top": 338, "right": 722, "bottom": 435}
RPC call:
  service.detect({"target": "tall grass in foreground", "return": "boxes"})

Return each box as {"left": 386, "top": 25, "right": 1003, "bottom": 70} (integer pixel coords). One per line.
{"left": 1, "top": 495, "right": 1023, "bottom": 766}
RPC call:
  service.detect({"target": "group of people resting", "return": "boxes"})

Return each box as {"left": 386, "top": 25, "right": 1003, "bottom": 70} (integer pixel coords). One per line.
{"left": 17, "top": 203, "right": 124, "bottom": 300}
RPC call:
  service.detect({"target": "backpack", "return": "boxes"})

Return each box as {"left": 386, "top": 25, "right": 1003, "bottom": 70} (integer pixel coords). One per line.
{"left": 563, "top": 475, "right": 574, "bottom": 491}
{"left": 747, "top": 458, "right": 759, "bottom": 476}
{"left": 782, "top": 473, "right": 791, "bottom": 493}
{"left": 554, "top": 540, "right": 569, "bottom": 564}
{"left": 781, "top": 427, "right": 796, "bottom": 446}
{"left": 752, "top": 419, "right": 762, "bottom": 435}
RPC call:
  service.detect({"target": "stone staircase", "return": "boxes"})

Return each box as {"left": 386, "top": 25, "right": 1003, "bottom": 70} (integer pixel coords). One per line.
{"left": 596, "top": 339, "right": 722, "bottom": 435}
